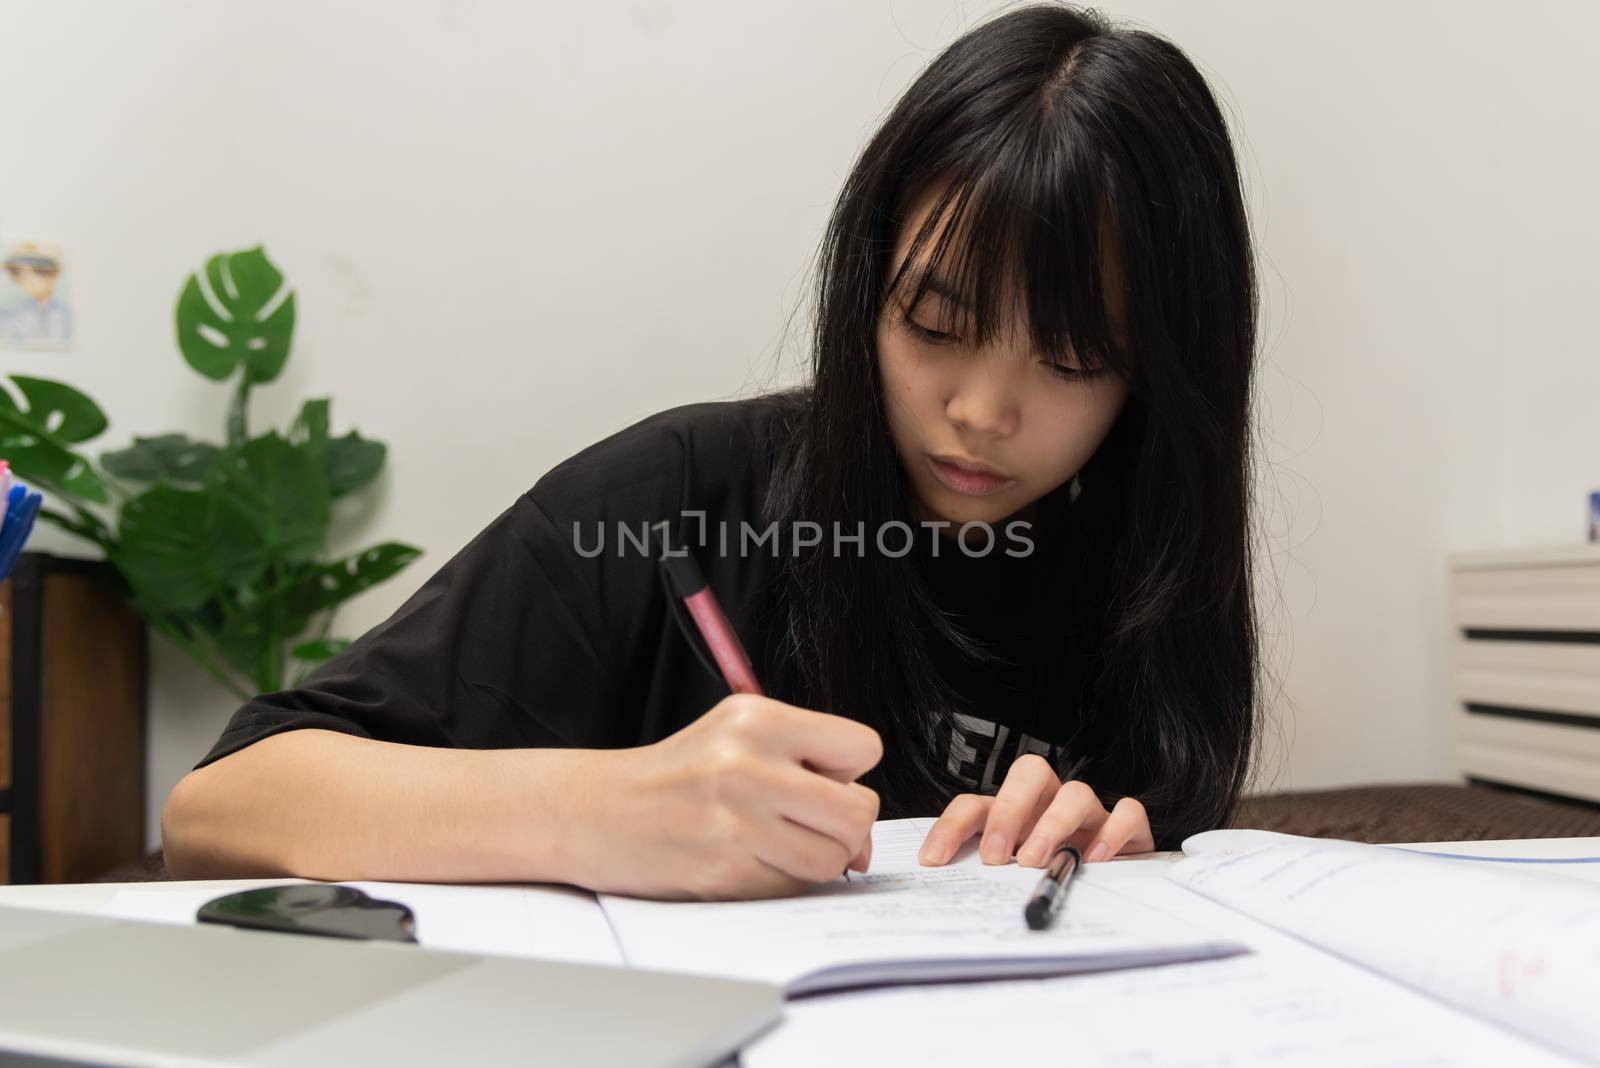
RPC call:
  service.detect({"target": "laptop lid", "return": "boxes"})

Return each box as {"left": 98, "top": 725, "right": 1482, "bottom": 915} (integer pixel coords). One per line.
{"left": 0, "top": 905, "right": 781, "bottom": 1068}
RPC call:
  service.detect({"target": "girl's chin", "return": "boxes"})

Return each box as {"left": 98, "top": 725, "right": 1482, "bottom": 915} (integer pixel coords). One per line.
{"left": 916, "top": 492, "right": 1020, "bottom": 531}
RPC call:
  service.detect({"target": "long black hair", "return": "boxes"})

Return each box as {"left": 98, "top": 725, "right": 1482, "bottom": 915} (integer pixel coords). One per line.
{"left": 761, "top": 3, "right": 1260, "bottom": 847}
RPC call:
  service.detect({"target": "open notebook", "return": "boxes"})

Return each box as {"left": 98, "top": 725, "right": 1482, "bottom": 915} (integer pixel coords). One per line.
{"left": 604, "top": 820, "right": 1600, "bottom": 1060}
{"left": 597, "top": 817, "right": 1244, "bottom": 995}
{"left": 742, "top": 830, "right": 1600, "bottom": 1068}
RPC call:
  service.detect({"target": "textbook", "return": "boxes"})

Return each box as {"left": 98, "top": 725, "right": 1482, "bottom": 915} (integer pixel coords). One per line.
{"left": 595, "top": 818, "right": 1247, "bottom": 996}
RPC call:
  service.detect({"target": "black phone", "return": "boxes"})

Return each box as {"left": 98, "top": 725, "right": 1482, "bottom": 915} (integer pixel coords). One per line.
{"left": 196, "top": 884, "right": 418, "bottom": 943}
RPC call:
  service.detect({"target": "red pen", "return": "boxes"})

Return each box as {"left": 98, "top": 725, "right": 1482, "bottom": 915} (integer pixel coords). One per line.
{"left": 658, "top": 528, "right": 871, "bottom": 879}
{"left": 657, "top": 532, "right": 764, "bottom": 696}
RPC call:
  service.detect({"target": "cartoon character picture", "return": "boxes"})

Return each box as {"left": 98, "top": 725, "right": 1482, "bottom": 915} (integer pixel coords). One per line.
{"left": 0, "top": 242, "right": 73, "bottom": 350}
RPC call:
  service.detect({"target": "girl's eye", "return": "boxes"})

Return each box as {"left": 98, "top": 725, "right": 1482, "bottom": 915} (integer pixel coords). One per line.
{"left": 902, "top": 310, "right": 1110, "bottom": 382}
{"left": 905, "top": 318, "right": 961, "bottom": 346}
{"left": 1043, "top": 359, "right": 1105, "bottom": 382}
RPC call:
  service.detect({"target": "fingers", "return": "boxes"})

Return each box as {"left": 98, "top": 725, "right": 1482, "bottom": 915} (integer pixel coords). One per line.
{"left": 785, "top": 709, "right": 884, "bottom": 781}
{"left": 1015, "top": 779, "right": 1111, "bottom": 867}
{"left": 976, "top": 755, "right": 1060, "bottom": 865}
{"left": 917, "top": 755, "right": 1063, "bottom": 867}
{"left": 722, "top": 696, "right": 884, "bottom": 782}
{"left": 918, "top": 793, "right": 992, "bottom": 866}
{"left": 770, "top": 763, "right": 878, "bottom": 859}
{"left": 1083, "top": 796, "right": 1154, "bottom": 863}
{"left": 848, "top": 834, "right": 872, "bottom": 873}
{"left": 753, "top": 816, "right": 858, "bottom": 885}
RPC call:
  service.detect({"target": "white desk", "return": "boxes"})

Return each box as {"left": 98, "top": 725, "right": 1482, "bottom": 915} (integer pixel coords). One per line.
{"left": 2, "top": 837, "right": 1597, "bottom": 1067}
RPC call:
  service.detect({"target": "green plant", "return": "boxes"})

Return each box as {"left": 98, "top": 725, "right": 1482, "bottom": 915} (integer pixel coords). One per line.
{"left": 0, "top": 245, "right": 421, "bottom": 699}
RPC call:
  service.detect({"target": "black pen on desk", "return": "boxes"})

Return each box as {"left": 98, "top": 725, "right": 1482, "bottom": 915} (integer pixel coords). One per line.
{"left": 1024, "top": 843, "right": 1081, "bottom": 930}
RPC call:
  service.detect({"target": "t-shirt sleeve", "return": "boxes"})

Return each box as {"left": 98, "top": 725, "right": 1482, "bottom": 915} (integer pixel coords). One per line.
{"left": 194, "top": 487, "right": 622, "bottom": 769}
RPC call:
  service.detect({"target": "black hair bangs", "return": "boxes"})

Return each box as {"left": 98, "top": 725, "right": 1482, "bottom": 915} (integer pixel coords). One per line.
{"left": 882, "top": 108, "right": 1135, "bottom": 383}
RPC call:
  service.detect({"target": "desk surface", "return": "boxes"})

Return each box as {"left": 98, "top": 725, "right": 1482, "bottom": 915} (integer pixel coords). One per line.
{"left": 2, "top": 835, "right": 1596, "bottom": 912}
{"left": 2, "top": 835, "right": 1597, "bottom": 1068}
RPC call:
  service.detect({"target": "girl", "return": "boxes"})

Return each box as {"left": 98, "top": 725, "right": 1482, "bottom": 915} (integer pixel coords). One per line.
{"left": 163, "top": 3, "right": 1260, "bottom": 900}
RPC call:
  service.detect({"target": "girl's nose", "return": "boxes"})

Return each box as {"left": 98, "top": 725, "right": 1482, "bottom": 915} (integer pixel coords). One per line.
{"left": 945, "top": 358, "right": 1022, "bottom": 438}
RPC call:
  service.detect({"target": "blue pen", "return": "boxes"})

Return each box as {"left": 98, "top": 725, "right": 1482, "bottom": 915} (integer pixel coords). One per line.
{"left": 0, "top": 482, "right": 42, "bottom": 583}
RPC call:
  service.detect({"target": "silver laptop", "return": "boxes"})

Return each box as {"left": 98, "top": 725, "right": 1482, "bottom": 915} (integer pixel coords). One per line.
{"left": 0, "top": 904, "right": 780, "bottom": 1068}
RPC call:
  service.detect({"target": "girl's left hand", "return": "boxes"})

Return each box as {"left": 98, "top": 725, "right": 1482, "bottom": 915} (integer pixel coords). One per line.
{"left": 917, "top": 755, "right": 1154, "bottom": 867}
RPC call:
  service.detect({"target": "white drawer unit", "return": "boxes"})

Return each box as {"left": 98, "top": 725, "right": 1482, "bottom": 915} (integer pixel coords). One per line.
{"left": 1448, "top": 547, "right": 1600, "bottom": 804}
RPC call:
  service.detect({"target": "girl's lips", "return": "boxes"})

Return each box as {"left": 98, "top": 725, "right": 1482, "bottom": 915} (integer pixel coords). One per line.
{"left": 927, "top": 454, "right": 1016, "bottom": 497}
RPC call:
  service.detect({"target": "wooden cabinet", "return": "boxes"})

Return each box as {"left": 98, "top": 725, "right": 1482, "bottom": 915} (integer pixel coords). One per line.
{"left": 1448, "top": 546, "right": 1600, "bottom": 805}
{"left": 1, "top": 552, "right": 147, "bottom": 884}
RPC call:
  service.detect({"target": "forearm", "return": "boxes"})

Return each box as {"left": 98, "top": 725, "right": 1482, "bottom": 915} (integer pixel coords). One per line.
{"left": 160, "top": 729, "right": 606, "bottom": 883}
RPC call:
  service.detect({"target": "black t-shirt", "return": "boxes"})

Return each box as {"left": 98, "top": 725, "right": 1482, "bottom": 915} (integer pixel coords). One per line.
{"left": 196, "top": 396, "right": 1086, "bottom": 798}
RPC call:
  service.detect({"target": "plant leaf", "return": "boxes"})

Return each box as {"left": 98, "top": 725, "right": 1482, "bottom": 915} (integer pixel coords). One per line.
{"left": 0, "top": 376, "right": 108, "bottom": 503}
{"left": 292, "top": 638, "right": 351, "bottom": 661}
{"left": 208, "top": 559, "right": 321, "bottom": 687}
{"left": 303, "top": 541, "right": 421, "bottom": 612}
{"left": 117, "top": 485, "right": 267, "bottom": 612}
{"left": 4, "top": 375, "right": 108, "bottom": 443}
{"left": 210, "top": 543, "right": 420, "bottom": 683}
{"left": 290, "top": 398, "right": 330, "bottom": 459}
{"left": 101, "top": 433, "right": 220, "bottom": 485}
{"left": 260, "top": 541, "right": 423, "bottom": 623}
{"left": 325, "top": 431, "right": 386, "bottom": 498}
{"left": 175, "top": 246, "right": 297, "bottom": 385}
{"left": 208, "top": 432, "right": 330, "bottom": 565}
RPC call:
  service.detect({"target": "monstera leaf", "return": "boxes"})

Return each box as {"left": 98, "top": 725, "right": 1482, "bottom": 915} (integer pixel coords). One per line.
{"left": 117, "top": 485, "right": 268, "bottom": 613}
{"left": 207, "top": 432, "right": 330, "bottom": 565}
{"left": 0, "top": 375, "right": 109, "bottom": 503}
{"left": 175, "top": 246, "right": 296, "bottom": 384}
{"left": 255, "top": 542, "right": 422, "bottom": 626}
{"left": 101, "top": 433, "right": 220, "bottom": 485}
{"left": 326, "top": 432, "right": 386, "bottom": 498}
{"left": 291, "top": 397, "right": 385, "bottom": 499}
{"left": 209, "top": 542, "right": 421, "bottom": 688}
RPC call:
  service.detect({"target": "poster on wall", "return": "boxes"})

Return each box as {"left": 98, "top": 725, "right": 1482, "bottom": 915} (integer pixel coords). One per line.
{"left": 0, "top": 241, "right": 73, "bottom": 350}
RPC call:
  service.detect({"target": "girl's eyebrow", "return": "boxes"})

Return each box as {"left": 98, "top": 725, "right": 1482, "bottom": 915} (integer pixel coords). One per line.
{"left": 908, "top": 270, "right": 971, "bottom": 311}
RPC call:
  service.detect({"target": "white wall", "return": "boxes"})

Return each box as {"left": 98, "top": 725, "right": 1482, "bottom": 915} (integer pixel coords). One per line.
{"left": 4, "top": 1, "right": 1595, "bottom": 849}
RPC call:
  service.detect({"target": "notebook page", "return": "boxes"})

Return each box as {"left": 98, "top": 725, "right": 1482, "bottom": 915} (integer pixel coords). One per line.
{"left": 745, "top": 861, "right": 1576, "bottom": 1067}
{"left": 598, "top": 818, "right": 1243, "bottom": 995}
{"left": 1168, "top": 833, "right": 1600, "bottom": 1066}
{"left": 742, "top": 939, "right": 1574, "bottom": 1067}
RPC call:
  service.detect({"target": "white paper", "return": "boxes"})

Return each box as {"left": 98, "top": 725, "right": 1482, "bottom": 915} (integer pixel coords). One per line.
{"left": 1168, "top": 832, "right": 1600, "bottom": 1065}
{"left": 104, "top": 880, "right": 623, "bottom": 966}
{"left": 740, "top": 952, "right": 1575, "bottom": 1067}
{"left": 352, "top": 881, "right": 622, "bottom": 965}
{"left": 743, "top": 861, "right": 1578, "bottom": 1068}
{"left": 599, "top": 818, "right": 1244, "bottom": 994}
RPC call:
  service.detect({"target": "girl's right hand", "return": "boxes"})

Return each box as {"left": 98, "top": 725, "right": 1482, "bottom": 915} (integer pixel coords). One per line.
{"left": 568, "top": 693, "right": 883, "bottom": 901}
